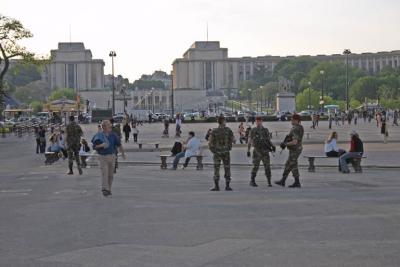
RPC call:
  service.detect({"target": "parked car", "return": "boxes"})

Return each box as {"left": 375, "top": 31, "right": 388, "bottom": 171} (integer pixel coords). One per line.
{"left": 112, "top": 114, "right": 124, "bottom": 123}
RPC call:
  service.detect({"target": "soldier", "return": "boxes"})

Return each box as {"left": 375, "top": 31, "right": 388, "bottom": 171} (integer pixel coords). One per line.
{"left": 65, "top": 115, "right": 83, "bottom": 175}
{"left": 110, "top": 118, "right": 122, "bottom": 173}
{"left": 274, "top": 113, "right": 304, "bottom": 188}
{"left": 208, "top": 115, "right": 235, "bottom": 191}
{"left": 247, "top": 116, "right": 276, "bottom": 187}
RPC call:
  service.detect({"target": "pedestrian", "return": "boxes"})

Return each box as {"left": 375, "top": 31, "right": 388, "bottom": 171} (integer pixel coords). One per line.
{"left": 393, "top": 110, "right": 398, "bottom": 126}
{"left": 208, "top": 115, "right": 235, "bottom": 191}
{"left": 205, "top": 128, "right": 212, "bottom": 141}
{"left": 79, "top": 138, "right": 91, "bottom": 168}
{"left": 381, "top": 119, "right": 389, "bottom": 143}
{"left": 328, "top": 114, "right": 333, "bottom": 129}
{"left": 245, "top": 125, "right": 251, "bottom": 144}
{"left": 65, "top": 115, "right": 83, "bottom": 175}
{"left": 132, "top": 124, "right": 139, "bottom": 143}
{"left": 148, "top": 112, "right": 152, "bottom": 123}
{"left": 175, "top": 113, "right": 182, "bottom": 137}
{"left": 163, "top": 118, "right": 170, "bottom": 137}
{"left": 238, "top": 122, "right": 246, "bottom": 144}
{"left": 247, "top": 116, "right": 276, "bottom": 187}
{"left": 38, "top": 126, "right": 46, "bottom": 154}
{"left": 92, "top": 120, "right": 126, "bottom": 197}
{"left": 324, "top": 131, "right": 346, "bottom": 157}
{"left": 58, "top": 130, "right": 67, "bottom": 158}
{"left": 339, "top": 130, "right": 364, "bottom": 173}
{"left": 122, "top": 122, "right": 131, "bottom": 143}
{"left": 34, "top": 126, "right": 40, "bottom": 154}
{"left": 275, "top": 113, "right": 304, "bottom": 188}
{"left": 172, "top": 131, "right": 201, "bottom": 170}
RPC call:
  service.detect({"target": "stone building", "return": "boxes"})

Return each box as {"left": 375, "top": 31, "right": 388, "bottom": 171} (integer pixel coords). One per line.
{"left": 47, "top": 42, "right": 105, "bottom": 91}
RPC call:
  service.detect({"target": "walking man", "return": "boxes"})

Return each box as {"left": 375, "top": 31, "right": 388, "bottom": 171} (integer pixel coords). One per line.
{"left": 247, "top": 116, "right": 275, "bottom": 187}
{"left": 208, "top": 115, "right": 234, "bottom": 191}
{"left": 65, "top": 115, "right": 83, "bottom": 175}
{"left": 275, "top": 113, "right": 304, "bottom": 188}
{"left": 92, "top": 120, "right": 125, "bottom": 196}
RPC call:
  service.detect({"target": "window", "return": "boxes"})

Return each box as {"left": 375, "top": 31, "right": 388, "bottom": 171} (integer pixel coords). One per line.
{"left": 68, "top": 64, "right": 75, "bottom": 89}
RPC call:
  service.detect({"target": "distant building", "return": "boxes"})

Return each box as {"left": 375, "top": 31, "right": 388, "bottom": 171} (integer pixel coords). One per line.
{"left": 47, "top": 42, "right": 105, "bottom": 91}
{"left": 172, "top": 41, "right": 400, "bottom": 108}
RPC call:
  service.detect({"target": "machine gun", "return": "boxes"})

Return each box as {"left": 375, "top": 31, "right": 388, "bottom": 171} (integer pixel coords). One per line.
{"left": 279, "top": 134, "right": 292, "bottom": 154}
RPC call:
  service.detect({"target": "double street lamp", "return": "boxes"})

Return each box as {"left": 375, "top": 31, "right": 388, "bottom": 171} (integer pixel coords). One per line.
{"left": 109, "top": 51, "right": 117, "bottom": 115}
{"left": 343, "top": 49, "right": 351, "bottom": 111}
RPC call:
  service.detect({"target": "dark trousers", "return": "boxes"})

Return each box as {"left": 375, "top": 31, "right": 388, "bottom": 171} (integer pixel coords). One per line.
{"left": 36, "top": 139, "right": 40, "bottom": 154}
{"left": 133, "top": 133, "right": 138, "bottom": 143}
{"left": 124, "top": 133, "right": 129, "bottom": 143}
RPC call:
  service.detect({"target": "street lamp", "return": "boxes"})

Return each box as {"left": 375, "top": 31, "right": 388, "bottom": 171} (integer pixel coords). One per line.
{"left": 319, "top": 70, "right": 325, "bottom": 112}
{"left": 120, "top": 84, "right": 127, "bottom": 113}
{"left": 151, "top": 87, "right": 154, "bottom": 113}
{"left": 307, "top": 81, "right": 312, "bottom": 110}
{"left": 343, "top": 49, "right": 351, "bottom": 111}
{"left": 109, "top": 51, "right": 117, "bottom": 115}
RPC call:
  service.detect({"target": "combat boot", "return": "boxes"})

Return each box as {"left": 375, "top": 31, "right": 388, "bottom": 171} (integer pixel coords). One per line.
{"left": 210, "top": 180, "right": 220, "bottom": 191}
{"left": 288, "top": 177, "right": 301, "bottom": 188}
{"left": 274, "top": 178, "right": 286, "bottom": 187}
{"left": 266, "top": 177, "right": 272, "bottom": 187}
{"left": 249, "top": 174, "right": 258, "bottom": 187}
{"left": 78, "top": 165, "right": 83, "bottom": 175}
{"left": 225, "top": 181, "right": 233, "bottom": 191}
{"left": 67, "top": 163, "right": 73, "bottom": 175}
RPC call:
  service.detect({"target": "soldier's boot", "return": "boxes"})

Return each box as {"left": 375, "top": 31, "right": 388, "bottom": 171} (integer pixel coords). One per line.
{"left": 288, "top": 177, "right": 301, "bottom": 188}
{"left": 249, "top": 174, "right": 258, "bottom": 187}
{"left": 274, "top": 177, "right": 286, "bottom": 187}
{"left": 266, "top": 177, "right": 272, "bottom": 187}
{"left": 77, "top": 165, "right": 83, "bottom": 175}
{"left": 210, "top": 180, "right": 220, "bottom": 191}
{"left": 67, "top": 163, "right": 73, "bottom": 175}
{"left": 225, "top": 181, "right": 233, "bottom": 191}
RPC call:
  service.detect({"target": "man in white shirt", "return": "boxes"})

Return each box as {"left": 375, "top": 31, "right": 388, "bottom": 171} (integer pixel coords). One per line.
{"left": 172, "top": 131, "right": 200, "bottom": 170}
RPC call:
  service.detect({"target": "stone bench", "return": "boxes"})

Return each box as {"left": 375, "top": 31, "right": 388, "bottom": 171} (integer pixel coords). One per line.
{"left": 303, "top": 154, "right": 366, "bottom": 172}
{"left": 274, "top": 131, "right": 310, "bottom": 139}
{"left": 138, "top": 143, "right": 159, "bottom": 149}
{"left": 159, "top": 154, "right": 206, "bottom": 170}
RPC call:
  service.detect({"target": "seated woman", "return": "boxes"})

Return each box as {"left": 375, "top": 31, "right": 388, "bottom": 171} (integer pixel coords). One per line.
{"left": 48, "top": 133, "right": 61, "bottom": 153}
{"left": 324, "top": 131, "right": 345, "bottom": 157}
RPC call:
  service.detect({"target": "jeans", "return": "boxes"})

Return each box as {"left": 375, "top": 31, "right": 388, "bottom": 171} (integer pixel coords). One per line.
{"left": 173, "top": 151, "right": 190, "bottom": 169}
{"left": 339, "top": 152, "right": 362, "bottom": 173}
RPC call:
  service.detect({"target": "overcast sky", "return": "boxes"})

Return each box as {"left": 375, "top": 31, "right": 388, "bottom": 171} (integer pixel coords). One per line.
{"left": 2, "top": 0, "right": 400, "bottom": 81}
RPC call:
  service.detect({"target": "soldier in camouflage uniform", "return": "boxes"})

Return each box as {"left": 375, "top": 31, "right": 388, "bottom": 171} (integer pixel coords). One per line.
{"left": 208, "top": 115, "right": 235, "bottom": 191}
{"left": 110, "top": 118, "right": 122, "bottom": 173}
{"left": 247, "top": 117, "right": 276, "bottom": 187}
{"left": 66, "top": 115, "right": 83, "bottom": 175}
{"left": 275, "top": 113, "right": 304, "bottom": 188}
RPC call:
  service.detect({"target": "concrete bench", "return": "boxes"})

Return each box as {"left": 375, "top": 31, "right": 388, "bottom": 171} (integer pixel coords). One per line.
{"left": 138, "top": 143, "right": 159, "bottom": 149}
{"left": 303, "top": 154, "right": 366, "bottom": 172}
{"left": 159, "top": 154, "right": 206, "bottom": 170}
{"left": 274, "top": 131, "right": 310, "bottom": 139}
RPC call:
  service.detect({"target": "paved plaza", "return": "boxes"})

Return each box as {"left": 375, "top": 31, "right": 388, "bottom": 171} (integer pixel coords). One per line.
{"left": 1, "top": 120, "right": 400, "bottom": 266}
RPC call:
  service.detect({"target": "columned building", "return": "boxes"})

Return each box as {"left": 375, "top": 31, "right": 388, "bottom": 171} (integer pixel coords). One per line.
{"left": 47, "top": 42, "right": 105, "bottom": 91}
{"left": 172, "top": 41, "right": 400, "bottom": 108}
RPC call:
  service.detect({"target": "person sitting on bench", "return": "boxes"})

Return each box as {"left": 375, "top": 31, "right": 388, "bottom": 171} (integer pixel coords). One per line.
{"left": 339, "top": 130, "right": 364, "bottom": 173}
{"left": 324, "top": 131, "right": 346, "bottom": 157}
{"left": 172, "top": 131, "right": 200, "bottom": 170}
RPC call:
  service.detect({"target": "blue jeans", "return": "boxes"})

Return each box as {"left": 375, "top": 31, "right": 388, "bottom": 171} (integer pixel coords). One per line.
{"left": 339, "top": 152, "right": 362, "bottom": 173}
{"left": 173, "top": 152, "right": 190, "bottom": 169}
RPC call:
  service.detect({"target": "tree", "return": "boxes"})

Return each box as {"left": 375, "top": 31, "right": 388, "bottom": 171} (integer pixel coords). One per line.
{"left": 0, "top": 14, "right": 35, "bottom": 110}
{"left": 13, "top": 80, "right": 50, "bottom": 104}
{"left": 49, "top": 88, "right": 76, "bottom": 101}
{"left": 5, "top": 62, "right": 42, "bottom": 89}
{"left": 350, "top": 76, "right": 379, "bottom": 101}
{"left": 295, "top": 88, "right": 323, "bottom": 111}
{"left": 30, "top": 100, "right": 43, "bottom": 113}
{"left": 251, "top": 64, "right": 273, "bottom": 86}
{"left": 238, "top": 80, "right": 256, "bottom": 100}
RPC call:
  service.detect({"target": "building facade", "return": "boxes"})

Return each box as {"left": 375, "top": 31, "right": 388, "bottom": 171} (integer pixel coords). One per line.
{"left": 47, "top": 42, "right": 105, "bottom": 91}
{"left": 172, "top": 41, "right": 400, "bottom": 97}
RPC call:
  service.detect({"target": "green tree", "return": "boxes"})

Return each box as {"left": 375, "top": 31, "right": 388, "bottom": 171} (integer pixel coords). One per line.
{"left": 13, "top": 80, "right": 50, "bottom": 103}
{"left": 251, "top": 64, "right": 273, "bottom": 86}
{"left": 238, "top": 80, "right": 256, "bottom": 100}
{"left": 350, "top": 76, "right": 379, "bottom": 101}
{"left": 0, "top": 14, "right": 35, "bottom": 110}
{"left": 296, "top": 87, "right": 324, "bottom": 111}
{"left": 5, "top": 63, "right": 42, "bottom": 89}
{"left": 131, "top": 80, "right": 165, "bottom": 90}
{"left": 49, "top": 88, "right": 76, "bottom": 101}
{"left": 30, "top": 100, "right": 43, "bottom": 113}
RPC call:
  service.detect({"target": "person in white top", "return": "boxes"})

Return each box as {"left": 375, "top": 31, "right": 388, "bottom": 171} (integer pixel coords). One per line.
{"left": 324, "top": 131, "right": 346, "bottom": 157}
{"left": 172, "top": 131, "right": 201, "bottom": 169}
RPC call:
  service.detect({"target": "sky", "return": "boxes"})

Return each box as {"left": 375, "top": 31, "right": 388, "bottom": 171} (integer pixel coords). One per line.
{"left": 2, "top": 0, "right": 400, "bottom": 81}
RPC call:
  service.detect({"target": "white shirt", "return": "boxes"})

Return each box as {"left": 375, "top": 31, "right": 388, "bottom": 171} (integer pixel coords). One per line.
{"left": 184, "top": 137, "right": 201, "bottom": 158}
{"left": 324, "top": 138, "right": 339, "bottom": 152}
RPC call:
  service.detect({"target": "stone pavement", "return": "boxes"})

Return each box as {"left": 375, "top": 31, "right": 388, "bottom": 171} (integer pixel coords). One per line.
{"left": 1, "top": 131, "right": 400, "bottom": 266}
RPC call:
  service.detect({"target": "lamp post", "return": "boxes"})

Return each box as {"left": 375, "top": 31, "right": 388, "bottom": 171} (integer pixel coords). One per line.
{"left": 151, "top": 87, "right": 154, "bottom": 113}
{"left": 247, "top": 88, "right": 252, "bottom": 111}
{"left": 319, "top": 70, "right": 325, "bottom": 112}
{"left": 109, "top": 51, "right": 117, "bottom": 115}
{"left": 308, "top": 81, "right": 312, "bottom": 110}
{"left": 343, "top": 49, "right": 351, "bottom": 111}
{"left": 170, "top": 70, "right": 174, "bottom": 120}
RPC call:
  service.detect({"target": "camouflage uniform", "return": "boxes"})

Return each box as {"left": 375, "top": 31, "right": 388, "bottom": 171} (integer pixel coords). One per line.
{"left": 66, "top": 121, "right": 83, "bottom": 174}
{"left": 209, "top": 125, "right": 234, "bottom": 186}
{"left": 281, "top": 124, "right": 304, "bottom": 184}
{"left": 249, "top": 125, "right": 274, "bottom": 186}
{"left": 112, "top": 124, "right": 122, "bottom": 172}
